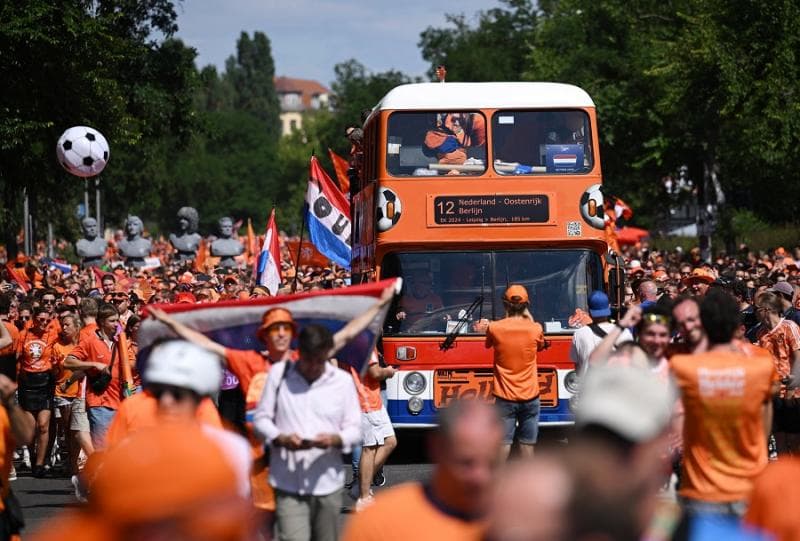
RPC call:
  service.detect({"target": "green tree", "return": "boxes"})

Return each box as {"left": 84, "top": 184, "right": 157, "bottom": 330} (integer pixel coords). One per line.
{"left": 224, "top": 31, "right": 281, "bottom": 143}
{"left": 0, "top": 0, "right": 197, "bottom": 251}
{"left": 418, "top": 0, "right": 537, "bottom": 82}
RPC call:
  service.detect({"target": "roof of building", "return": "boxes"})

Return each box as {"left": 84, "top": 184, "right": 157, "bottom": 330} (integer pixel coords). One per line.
{"left": 374, "top": 82, "right": 595, "bottom": 111}
{"left": 274, "top": 76, "right": 331, "bottom": 110}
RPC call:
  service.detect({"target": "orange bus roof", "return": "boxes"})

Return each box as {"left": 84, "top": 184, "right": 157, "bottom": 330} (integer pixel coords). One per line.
{"left": 374, "top": 82, "right": 595, "bottom": 111}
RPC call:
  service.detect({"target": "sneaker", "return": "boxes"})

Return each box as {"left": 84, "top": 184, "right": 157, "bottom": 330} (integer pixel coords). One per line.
{"left": 344, "top": 469, "right": 359, "bottom": 490}
{"left": 8, "top": 466, "right": 16, "bottom": 482}
{"left": 348, "top": 481, "right": 360, "bottom": 500}
{"left": 372, "top": 468, "right": 386, "bottom": 487}
{"left": 22, "top": 447, "right": 31, "bottom": 470}
{"left": 32, "top": 465, "right": 46, "bottom": 478}
{"left": 355, "top": 495, "right": 374, "bottom": 512}
{"left": 71, "top": 475, "right": 88, "bottom": 503}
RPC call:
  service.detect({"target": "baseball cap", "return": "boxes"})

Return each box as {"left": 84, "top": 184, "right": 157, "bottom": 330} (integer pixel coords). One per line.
{"left": 769, "top": 281, "right": 794, "bottom": 298}
{"left": 576, "top": 366, "right": 675, "bottom": 443}
{"left": 173, "top": 292, "right": 196, "bottom": 304}
{"left": 503, "top": 284, "right": 529, "bottom": 304}
{"left": 144, "top": 340, "right": 223, "bottom": 396}
{"left": 587, "top": 290, "right": 611, "bottom": 318}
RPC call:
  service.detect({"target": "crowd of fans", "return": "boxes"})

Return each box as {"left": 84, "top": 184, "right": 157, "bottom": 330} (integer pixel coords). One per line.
{"left": 0, "top": 236, "right": 797, "bottom": 540}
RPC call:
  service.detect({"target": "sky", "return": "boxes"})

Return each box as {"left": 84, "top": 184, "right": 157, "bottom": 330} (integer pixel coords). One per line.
{"left": 175, "top": 0, "right": 499, "bottom": 88}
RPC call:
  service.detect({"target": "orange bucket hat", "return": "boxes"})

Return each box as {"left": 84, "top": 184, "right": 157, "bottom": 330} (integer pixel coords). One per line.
{"left": 256, "top": 307, "right": 297, "bottom": 341}
{"left": 682, "top": 267, "right": 715, "bottom": 285}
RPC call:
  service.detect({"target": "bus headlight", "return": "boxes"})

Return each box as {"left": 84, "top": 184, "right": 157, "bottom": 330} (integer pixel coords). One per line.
{"left": 408, "top": 396, "right": 424, "bottom": 415}
{"left": 564, "top": 370, "right": 580, "bottom": 394}
{"left": 403, "top": 372, "right": 426, "bottom": 395}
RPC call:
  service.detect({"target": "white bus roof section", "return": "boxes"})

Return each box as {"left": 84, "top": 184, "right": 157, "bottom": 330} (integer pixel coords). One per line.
{"left": 375, "top": 82, "right": 595, "bottom": 111}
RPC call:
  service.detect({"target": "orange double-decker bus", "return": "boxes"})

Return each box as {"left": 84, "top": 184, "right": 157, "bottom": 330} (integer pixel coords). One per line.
{"left": 351, "top": 82, "right": 612, "bottom": 427}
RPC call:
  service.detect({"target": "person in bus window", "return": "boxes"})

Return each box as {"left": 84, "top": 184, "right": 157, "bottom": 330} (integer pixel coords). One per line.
{"left": 423, "top": 113, "right": 485, "bottom": 166}
{"left": 396, "top": 271, "right": 444, "bottom": 329}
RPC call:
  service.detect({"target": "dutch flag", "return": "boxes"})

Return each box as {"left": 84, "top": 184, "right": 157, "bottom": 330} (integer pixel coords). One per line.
{"left": 137, "top": 279, "right": 400, "bottom": 375}
{"left": 553, "top": 154, "right": 578, "bottom": 167}
{"left": 254, "top": 208, "right": 282, "bottom": 295}
{"left": 305, "top": 156, "right": 351, "bottom": 268}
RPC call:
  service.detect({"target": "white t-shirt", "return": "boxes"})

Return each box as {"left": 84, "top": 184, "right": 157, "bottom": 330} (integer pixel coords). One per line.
{"left": 570, "top": 322, "right": 634, "bottom": 375}
{"left": 202, "top": 425, "right": 252, "bottom": 498}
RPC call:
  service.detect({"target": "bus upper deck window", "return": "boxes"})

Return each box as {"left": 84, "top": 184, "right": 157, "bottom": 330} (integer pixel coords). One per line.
{"left": 387, "top": 112, "right": 487, "bottom": 177}
{"left": 492, "top": 110, "right": 592, "bottom": 175}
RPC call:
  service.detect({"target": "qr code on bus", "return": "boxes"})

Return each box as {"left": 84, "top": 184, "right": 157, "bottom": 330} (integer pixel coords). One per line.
{"left": 567, "top": 221, "right": 582, "bottom": 237}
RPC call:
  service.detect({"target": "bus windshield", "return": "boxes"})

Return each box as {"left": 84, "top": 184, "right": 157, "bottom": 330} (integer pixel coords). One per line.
{"left": 381, "top": 249, "right": 603, "bottom": 336}
{"left": 387, "top": 111, "right": 487, "bottom": 176}
{"left": 492, "top": 110, "right": 592, "bottom": 175}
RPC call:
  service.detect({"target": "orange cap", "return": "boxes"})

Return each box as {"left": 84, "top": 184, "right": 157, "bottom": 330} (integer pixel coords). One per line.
{"left": 503, "top": 284, "right": 529, "bottom": 304}
{"left": 652, "top": 270, "right": 669, "bottom": 282}
{"left": 682, "top": 267, "right": 715, "bottom": 285}
{"left": 256, "top": 307, "right": 297, "bottom": 341}
{"left": 174, "top": 292, "right": 196, "bottom": 304}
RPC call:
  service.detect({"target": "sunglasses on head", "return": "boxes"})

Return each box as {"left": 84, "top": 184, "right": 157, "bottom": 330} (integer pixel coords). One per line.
{"left": 642, "top": 313, "right": 671, "bottom": 326}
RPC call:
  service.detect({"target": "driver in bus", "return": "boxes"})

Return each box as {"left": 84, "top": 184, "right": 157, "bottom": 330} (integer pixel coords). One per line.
{"left": 396, "top": 270, "right": 444, "bottom": 328}
{"left": 423, "top": 112, "right": 486, "bottom": 167}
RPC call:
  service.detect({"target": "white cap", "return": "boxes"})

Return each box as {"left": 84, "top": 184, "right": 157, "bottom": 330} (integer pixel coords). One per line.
{"left": 576, "top": 366, "right": 675, "bottom": 443}
{"left": 144, "top": 340, "right": 223, "bottom": 397}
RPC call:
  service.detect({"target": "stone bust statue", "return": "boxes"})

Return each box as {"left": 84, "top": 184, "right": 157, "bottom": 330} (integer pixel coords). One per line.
{"left": 117, "top": 215, "right": 152, "bottom": 267}
{"left": 75, "top": 217, "right": 107, "bottom": 267}
{"left": 169, "top": 206, "right": 202, "bottom": 261}
{"left": 210, "top": 216, "right": 243, "bottom": 268}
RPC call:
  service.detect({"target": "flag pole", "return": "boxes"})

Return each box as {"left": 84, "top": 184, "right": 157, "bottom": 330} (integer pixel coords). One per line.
{"left": 292, "top": 207, "right": 306, "bottom": 293}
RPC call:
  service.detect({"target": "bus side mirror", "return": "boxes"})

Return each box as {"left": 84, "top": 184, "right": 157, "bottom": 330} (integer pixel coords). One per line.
{"left": 606, "top": 253, "right": 626, "bottom": 317}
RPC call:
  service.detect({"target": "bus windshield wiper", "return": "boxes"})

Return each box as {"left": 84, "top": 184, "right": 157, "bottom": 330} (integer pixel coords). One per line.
{"left": 440, "top": 295, "right": 484, "bottom": 351}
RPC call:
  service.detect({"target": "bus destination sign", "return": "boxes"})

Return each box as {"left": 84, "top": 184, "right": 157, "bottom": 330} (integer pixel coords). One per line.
{"left": 431, "top": 194, "right": 550, "bottom": 226}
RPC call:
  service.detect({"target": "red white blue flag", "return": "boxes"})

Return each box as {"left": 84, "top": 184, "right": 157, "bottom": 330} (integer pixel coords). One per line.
{"left": 305, "top": 156, "right": 351, "bottom": 268}
{"left": 137, "top": 279, "right": 399, "bottom": 375}
{"left": 254, "top": 208, "right": 282, "bottom": 295}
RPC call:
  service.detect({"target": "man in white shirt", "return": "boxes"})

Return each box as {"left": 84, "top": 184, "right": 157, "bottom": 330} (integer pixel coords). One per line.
{"left": 570, "top": 290, "right": 633, "bottom": 375}
{"left": 254, "top": 324, "right": 362, "bottom": 541}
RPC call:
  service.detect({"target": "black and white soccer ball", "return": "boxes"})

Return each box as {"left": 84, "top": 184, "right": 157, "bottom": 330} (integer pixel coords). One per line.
{"left": 579, "top": 183, "right": 605, "bottom": 229}
{"left": 56, "top": 126, "right": 110, "bottom": 178}
{"left": 376, "top": 188, "right": 402, "bottom": 232}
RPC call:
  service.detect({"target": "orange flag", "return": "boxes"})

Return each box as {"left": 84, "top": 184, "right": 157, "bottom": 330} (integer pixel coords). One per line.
{"left": 194, "top": 238, "right": 208, "bottom": 273}
{"left": 328, "top": 148, "right": 350, "bottom": 194}
{"left": 4, "top": 263, "right": 30, "bottom": 292}
{"left": 246, "top": 218, "right": 258, "bottom": 264}
{"left": 117, "top": 331, "right": 136, "bottom": 398}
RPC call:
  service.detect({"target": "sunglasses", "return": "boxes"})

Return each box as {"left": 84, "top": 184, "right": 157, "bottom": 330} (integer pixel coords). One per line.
{"left": 42, "top": 299, "right": 56, "bottom": 305}
{"left": 150, "top": 385, "right": 198, "bottom": 402}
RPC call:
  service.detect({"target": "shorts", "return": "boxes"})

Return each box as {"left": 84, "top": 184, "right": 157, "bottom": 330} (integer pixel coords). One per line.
{"left": 88, "top": 406, "right": 116, "bottom": 449}
{"left": 361, "top": 407, "right": 395, "bottom": 447}
{"left": 495, "top": 395, "right": 540, "bottom": 445}
{"left": 18, "top": 371, "right": 54, "bottom": 412}
{"left": 54, "top": 396, "right": 74, "bottom": 408}
{"left": 70, "top": 398, "right": 90, "bottom": 432}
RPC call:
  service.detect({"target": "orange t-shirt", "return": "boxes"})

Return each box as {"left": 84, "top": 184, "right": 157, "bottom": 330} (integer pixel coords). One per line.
{"left": 0, "top": 321, "right": 18, "bottom": 358}
{"left": 70, "top": 329, "right": 122, "bottom": 410}
{"left": 105, "top": 391, "right": 222, "bottom": 448}
{"left": 758, "top": 319, "right": 800, "bottom": 397}
{"left": 224, "top": 348, "right": 298, "bottom": 512}
{"left": 17, "top": 326, "right": 52, "bottom": 373}
{"left": 744, "top": 458, "right": 800, "bottom": 540}
{"left": 486, "top": 318, "right": 544, "bottom": 401}
{"left": 342, "top": 483, "right": 484, "bottom": 541}
{"left": 671, "top": 350, "right": 776, "bottom": 503}
{"left": 349, "top": 352, "right": 382, "bottom": 413}
{"left": 51, "top": 341, "right": 80, "bottom": 398}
